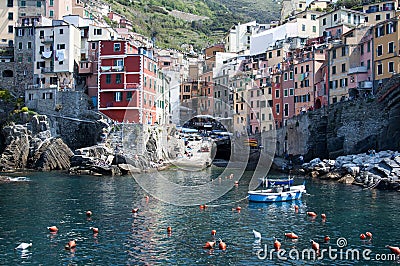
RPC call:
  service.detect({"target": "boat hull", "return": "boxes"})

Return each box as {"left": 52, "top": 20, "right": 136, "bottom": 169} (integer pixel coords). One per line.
{"left": 248, "top": 185, "right": 306, "bottom": 203}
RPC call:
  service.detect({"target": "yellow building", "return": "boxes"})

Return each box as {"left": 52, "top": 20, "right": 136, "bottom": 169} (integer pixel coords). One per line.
{"left": 373, "top": 17, "right": 400, "bottom": 88}
{"left": 0, "top": 0, "right": 18, "bottom": 48}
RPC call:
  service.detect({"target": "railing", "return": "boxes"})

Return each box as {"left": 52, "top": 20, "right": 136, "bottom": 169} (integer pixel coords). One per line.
{"left": 359, "top": 81, "right": 373, "bottom": 89}
{"left": 41, "top": 67, "right": 54, "bottom": 73}
{"left": 348, "top": 66, "right": 368, "bottom": 74}
{"left": 100, "top": 66, "right": 124, "bottom": 72}
{"left": 41, "top": 36, "right": 54, "bottom": 43}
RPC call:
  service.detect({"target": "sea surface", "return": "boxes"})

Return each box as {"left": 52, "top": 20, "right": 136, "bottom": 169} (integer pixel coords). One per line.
{"left": 0, "top": 167, "right": 399, "bottom": 265}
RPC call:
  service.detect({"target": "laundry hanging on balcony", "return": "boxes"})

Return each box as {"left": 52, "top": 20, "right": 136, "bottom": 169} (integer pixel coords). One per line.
{"left": 55, "top": 49, "right": 66, "bottom": 61}
{"left": 42, "top": 51, "right": 52, "bottom": 59}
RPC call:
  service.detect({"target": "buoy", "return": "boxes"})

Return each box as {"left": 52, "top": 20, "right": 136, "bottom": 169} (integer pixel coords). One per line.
{"left": 47, "top": 226, "right": 58, "bottom": 233}
{"left": 167, "top": 226, "right": 172, "bottom": 233}
{"left": 285, "top": 232, "right": 299, "bottom": 239}
{"left": 360, "top": 233, "right": 366, "bottom": 240}
{"left": 236, "top": 206, "right": 242, "bottom": 211}
{"left": 65, "top": 240, "right": 76, "bottom": 250}
{"left": 86, "top": 211, "right": 92, "bottom": 217}
{"left": 203, "top": 241, "right": 216, "bottom": 249}
{"left": 199, "top": 205, "right": 205, "bottom": 210}
{"left": 321, "top": 213, "right": 327, "bottom": 219}
{"left": 365, "top": 232, "right": 372, "bottom": 238}
{"left": 229, "top": 174, "right": 234, "bottom": 179}
{"left": 310, "top": 240, "right": 320, "bottom": 252}
{"left": 145, "top": 196, "right": 149, "bottom": 201}
{"left": 294, "top": 205, "right": 299, "bottom": 211}
{"left": 307, "top": 212, "right": 317, "bottom": 217}
{"left": 132, "top": 208, "right": 139, "bottom": 213}
{"left": 274, "top": 239, "right": 281, "bottom": 250}
{"left": 324, "top": 236, "right": 330, "bottom": 243}
{"left": 385, "top": 245, "right": 400, "bottom": 256}
{"left": 211, "top": 230, "right": 217, "bottom": 236}
{"left": 218, "top": 239, "right": 227, "bottom": 250}
{"left": 90, "top": 227, "right": 99, "bottom": 234}
{"left": 234, "top": 181, "right": 239, "bottom": 185}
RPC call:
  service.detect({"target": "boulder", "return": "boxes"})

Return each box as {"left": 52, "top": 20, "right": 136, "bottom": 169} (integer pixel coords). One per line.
{"left": 118, "top": 163, "right": 141, "bottom": 174}
{"left": 338, "top": 174, "right": 355, "bottom": 184}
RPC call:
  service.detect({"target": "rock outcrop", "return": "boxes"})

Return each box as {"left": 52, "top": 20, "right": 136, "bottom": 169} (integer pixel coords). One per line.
{"left": 0, "top": 114, "right": 73, "bottom": 171}
{"left": 302, "top": 150, "right": 400, "bottom": 190}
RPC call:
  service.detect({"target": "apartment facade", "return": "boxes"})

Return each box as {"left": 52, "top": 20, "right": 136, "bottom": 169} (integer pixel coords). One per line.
{"left": 1, "top": 0, "right": 18, "bottom": 48}
{"left": 98, "top": 40, "right": 158, "bottom": 124}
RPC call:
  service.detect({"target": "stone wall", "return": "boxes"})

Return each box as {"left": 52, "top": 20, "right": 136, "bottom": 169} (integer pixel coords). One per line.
{"left": 0, "top": 62, "right": 16, "bottom": 93}
{"left": 276, "top": 74, "right": 400, "bottom": 160}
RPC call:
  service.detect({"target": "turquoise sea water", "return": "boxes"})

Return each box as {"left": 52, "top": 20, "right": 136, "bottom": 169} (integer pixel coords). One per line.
{"left": 0, "top": 168, "right": 399, "bottom": 265}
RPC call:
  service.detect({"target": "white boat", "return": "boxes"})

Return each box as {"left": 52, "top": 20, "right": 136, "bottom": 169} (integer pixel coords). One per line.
{"left": 248, "top": 180, "right": 306, "bottom": 203}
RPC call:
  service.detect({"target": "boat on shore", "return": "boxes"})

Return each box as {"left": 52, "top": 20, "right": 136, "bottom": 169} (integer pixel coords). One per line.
{"left": 248, "top": 178, "right": 306, "bottom": 203}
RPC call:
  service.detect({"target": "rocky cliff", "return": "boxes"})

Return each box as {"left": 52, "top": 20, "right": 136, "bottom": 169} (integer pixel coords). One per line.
{"left": 0, "top": 114, "right": 73, "bottom": 171}
{"left": 276, "top": 74, "right": 400, "bottom": 161}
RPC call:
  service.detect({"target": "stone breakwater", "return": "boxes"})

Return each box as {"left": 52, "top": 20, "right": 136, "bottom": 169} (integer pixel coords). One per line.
{"left": 301, "top": 150, "right": 400, "bottom": 191}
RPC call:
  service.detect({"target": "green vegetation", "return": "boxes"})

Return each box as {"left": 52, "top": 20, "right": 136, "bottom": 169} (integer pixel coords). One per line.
{"left": 104, "top": 0, "right": 280, "bottom": 51}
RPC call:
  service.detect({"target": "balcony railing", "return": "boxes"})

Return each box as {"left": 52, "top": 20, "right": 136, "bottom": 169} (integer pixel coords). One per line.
{"left": 100, "top": 66, "right": 124, "bottom": 72}
{"left": 41, "top": 36, "right": 54, "bottom": 43}
{"left": 41, "top": 67, "right": 54, "bottom": 73}
{"left": 348, "top": 66, "right": 368, "bottom": 74}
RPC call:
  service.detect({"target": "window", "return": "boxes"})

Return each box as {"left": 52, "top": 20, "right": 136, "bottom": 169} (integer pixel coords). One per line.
{"left": 284, "top": 89, "right": 288, "bottom": 97}
{"left": 94, "top": 28, "right": 102, "bottom": 35}
{"left": 18, "top": 56, "right": 22, "bottom": 63}
{"left": 91, "top": 43, "right": 96, "bottom": 49}
{"left": 306, "top": 65, "right": 310, "bottom": 72}
{"left": 341, "top": 63, "right": 346, "bottom": 72}
{"left": 367, "top": 59, "right": 371, "bottom": 70}
{"left": 375, "top": 26, "right": 384, "bottom": 37}
{"left": 59, "top": 29, "right": 64, "bottom": 35}
{"left": 39, "top": 46, "right": 44, "bottom": 53}
{"left": 377, "top": 64, "right": 383, "bottom": 75}
{"left": 386, "top": 13, "right": 391, "bottom": 20}
{"left": 114, "top": 43, "right": 121, "bottom": 52}
{"left": 332, "top": 66, "right": 336, "bottom": 74}
{"left": 302, "top": 24, "right": 306, "bottom": 31}
{"left": 311, "top": 14, "right": 316, "bottom": 20}
{"left": 388, "top": 62, "right": 394, "bottom": 73}
{"left": 312, "top": 26, "right": 316, "bottom": 33}
{"left": 377, "top": 45, "right": 383, "bottom": 56}
{"left": 376, "top": 14, "right": 381, "bottom": 21}
{"left": 388, "top": 42, "right": 394, "bottom": 53}
{"left": 284, "top": 103, "right": 289, "bottom": 117}
{"left": 114, "top": 92, "right": 122, "bottom": 102}
{"left": 8, "top": 26, "right": 13, "bottom": 33}
{"left": 7, "top": 0, "right": 13, "bottom": 7}
{"left": 386, "top": 22, "right": 396, "bottom": 34}
{"left": 289, "top": 88, "right": 294, "bottom": 96}
{"left": 20, "top": 1, "right": 26, "bottom": 7}
{"left": 276, "top": 103, "right": 280, "bottom": 114}
{"left": 367, "top": 41, "right": 371, "bottom": 52}
{"left": 295, "top": 82, "right": 298, "bottom": 88}
{"left": 332, "top": 49, "right": 336, "bottom": 59}
{"left": 277, "top": 50, "right": 281, "bottom": 57}
{"left": 106, "top": 74, "right": 111, "bottom": 84}
{"left": 27, "top": 42, "right": 31, "bottom": 49}
{"left": 49, "top": 0, "right": 54, "bottom": 6}
{"left": 8, "top": 12, "right": 13, "bottom": 20}
{"left": 284, "top": 72, "right": 288, "bottom": 81}
{"left": 18, "top": 42, "right": 22, "bottom": 49}
{"left": 360, "top": 44, "right": 364, "bottom": 55}
{"left": 334, "top": 14, "right": 338, "bottom": 21}
{"left": 275, "top": 89, "right": 280, "bottom": 98}
{"left": 49, "top": 10, "right": 54, "bottom": 17}
{"left": 56, "top": 44, "right": 65, "bottom": 49}
{"left": 127, "top": 91, "right": 133, "bottom": 101}
{"left": 37, "top": 1, "right": 41, "bottom": 7}
{"left": 322, "top": 18, "right": 326, "bottom": 26}
{"left": 341, "top": 47, "right": 346, "bottom": 56}
{"left": 42, "top": 92, "right": 53, "bottom": 99}
{"left": 268, "top": 52, "right": 272, "bottom": 58}
{"left": 348, "top": 14, "right": 351, "bottom": 23}
{"left": 289, "top": 71, "right": 293, "bottom": 80}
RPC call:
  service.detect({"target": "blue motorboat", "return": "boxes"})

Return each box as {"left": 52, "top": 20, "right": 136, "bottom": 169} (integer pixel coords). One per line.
{"left": 248, "top": 178, "right": 306, "bottom": 203}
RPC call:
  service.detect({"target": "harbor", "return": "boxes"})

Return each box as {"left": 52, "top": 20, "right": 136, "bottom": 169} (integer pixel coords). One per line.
{"left": 1, "top": 170, "right": 399, "bottom": 265}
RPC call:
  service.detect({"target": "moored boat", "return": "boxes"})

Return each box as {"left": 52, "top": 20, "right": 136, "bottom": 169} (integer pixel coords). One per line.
{"left": 248, "top": 179, "right": 306, "bottom": 203}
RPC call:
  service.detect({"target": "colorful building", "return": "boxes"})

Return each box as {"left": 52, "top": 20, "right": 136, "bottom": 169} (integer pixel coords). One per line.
{"left": 98, "top": 40, "right": 158, "bottom": 124}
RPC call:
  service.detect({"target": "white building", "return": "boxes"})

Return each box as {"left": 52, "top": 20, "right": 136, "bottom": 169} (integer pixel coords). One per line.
{"left": 33, "top": 20, "right": 81, "bottom": 91}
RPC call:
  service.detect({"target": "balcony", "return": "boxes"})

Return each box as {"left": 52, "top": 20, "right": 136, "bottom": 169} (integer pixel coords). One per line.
{"left": 348, "top": 66, "right": 368, "bottom": 74}
{"left": 41, "top": 36, "right": 54, "bottom": 43}
{"left": 359, "top": 81, "right": 373, "bottom": 89}
{"left": 79, "top": 61, "right": 93, "bottom": 74}
{"left": 41, "top": 67, "right": 54, "bottom": 74}
{"left": 126, "top": 83, "right": 141, "bottom": 89}
{"left": 100, "top": 66, "right": 124, "bottom": 72}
